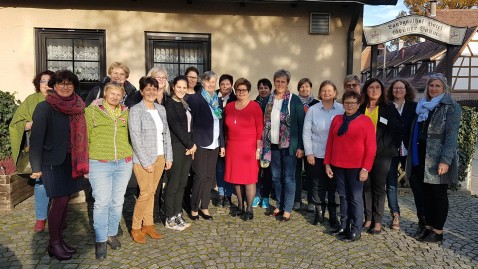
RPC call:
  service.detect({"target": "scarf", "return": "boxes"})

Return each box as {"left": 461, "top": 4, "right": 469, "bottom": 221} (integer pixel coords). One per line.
{"left": 299, "top": 95, "right": 314, "bottom": 106}
{"left": 337, "top": 110, "right": 361, "bottom": 137}
{"left": 260, "top": 90, "right": 291, "bottom": 168}
{"left": 416, "top": 93, "right": 444, "bottom": 122}
{"left": 46, "top": 90, "right": 88, "bottom": 179}
{"left": 200, "top": 88, "right": 222, "bottom": 119}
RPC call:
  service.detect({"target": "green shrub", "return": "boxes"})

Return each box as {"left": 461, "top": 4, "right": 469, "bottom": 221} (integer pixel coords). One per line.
{"left": 0, "top": 90, "right": 21, "bottom": 159}
{"left": 457, "top": 106, "right": 478, "bottom": 187}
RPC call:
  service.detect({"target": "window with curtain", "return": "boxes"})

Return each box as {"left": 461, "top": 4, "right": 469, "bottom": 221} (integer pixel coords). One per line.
{"left": 145, "top": 32, "right": 211, "bottom": 77}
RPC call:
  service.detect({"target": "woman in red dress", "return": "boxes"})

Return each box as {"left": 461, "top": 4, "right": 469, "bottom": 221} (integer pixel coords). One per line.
{"left": 224, "top": 78, "right": 264, "bottom": 221}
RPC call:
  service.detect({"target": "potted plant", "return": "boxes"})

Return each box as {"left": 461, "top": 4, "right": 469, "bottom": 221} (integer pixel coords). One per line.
{"left": 0, "top": 90, "right": 34, "bottom": 211}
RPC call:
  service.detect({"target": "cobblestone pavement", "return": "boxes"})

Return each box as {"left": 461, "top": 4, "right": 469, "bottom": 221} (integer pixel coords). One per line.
{"left": 1, "top": 188, "right": 477, "bottom": 269}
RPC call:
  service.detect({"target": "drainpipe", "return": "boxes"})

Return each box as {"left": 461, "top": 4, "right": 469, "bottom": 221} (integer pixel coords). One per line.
{"left": 347, "top": 4, "right": 362, "bottom": 75}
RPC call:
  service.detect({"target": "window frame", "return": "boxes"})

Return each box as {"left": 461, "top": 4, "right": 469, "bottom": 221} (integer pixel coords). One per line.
{"left": 145, "top": 31, "right": 211, "bottom": 76}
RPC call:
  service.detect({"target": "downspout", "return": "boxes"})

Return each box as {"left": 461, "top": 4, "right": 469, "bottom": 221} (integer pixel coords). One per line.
{"left": 346, "top": 4, "right": 362, "bottom": 75}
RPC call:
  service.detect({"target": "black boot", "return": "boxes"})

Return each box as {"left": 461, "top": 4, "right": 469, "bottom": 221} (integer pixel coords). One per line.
{"left": 313, "top": 205, "right": 324, "bottom": 225}
{"left": 95, "top": 242, "right": 107, "bottom": 259}
{"left": 48, "top": 241, "right": 72, "bottom": 260}
{"left": 328, "top": 204, "right": 339, "bottom": 228}
{"left": 413, "top": 216, "right": 426, "bottom": 239}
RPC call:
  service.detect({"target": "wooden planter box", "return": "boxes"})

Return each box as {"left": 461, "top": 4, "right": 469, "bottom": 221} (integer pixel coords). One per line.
{"left": 0, "top": 174, "right": 34, "bottom": 211}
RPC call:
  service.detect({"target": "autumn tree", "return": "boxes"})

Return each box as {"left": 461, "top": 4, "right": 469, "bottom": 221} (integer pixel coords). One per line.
{"left": 404, "top": 0, "right": 478, "bottom": 15}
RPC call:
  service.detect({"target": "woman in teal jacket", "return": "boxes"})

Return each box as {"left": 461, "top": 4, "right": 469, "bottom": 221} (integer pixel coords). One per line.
{"left": 261, "top": 69, "right": 305, "bottom": 221}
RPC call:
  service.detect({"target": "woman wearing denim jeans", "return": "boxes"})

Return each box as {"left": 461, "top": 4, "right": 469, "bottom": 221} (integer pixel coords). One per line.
{"left": 385, "top": 79, "right": 417, "bottom": 230}
{"left": 261, "top": 69, "right": 305, "bottom": 221}
{"left": 85, "top": 82, "right": 133, "bottom": 259}
{"left": 9, "top": 70, "right": 54, "bottom": 232}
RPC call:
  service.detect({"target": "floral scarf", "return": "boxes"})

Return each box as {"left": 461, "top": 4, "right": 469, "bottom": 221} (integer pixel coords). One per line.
{"left": 260, "top": 90, "right": 291, "bottom": 168}
{"left": 200, "top": 88, "right": 222, "bottom": 119}
{"left": 46, "top": 90, "right": 88, "bottom": 179}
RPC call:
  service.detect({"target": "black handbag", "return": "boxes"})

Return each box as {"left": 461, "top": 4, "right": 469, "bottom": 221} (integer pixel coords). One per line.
{"left": 16, "top": 131, "right": 35, "bottom": 186}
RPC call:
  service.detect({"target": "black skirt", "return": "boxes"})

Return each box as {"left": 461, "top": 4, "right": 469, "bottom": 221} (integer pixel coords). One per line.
{"left": 41, "top": 154, "right": 83, "bottom": 198}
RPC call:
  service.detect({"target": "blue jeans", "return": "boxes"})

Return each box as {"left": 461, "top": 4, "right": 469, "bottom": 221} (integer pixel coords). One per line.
{"left": 270, "top": 147, "right": 297, "bottom": 213}
{"left": 334, "top": 167, "right": 363, "bottom": 235}
{"left": 216, "top": 157, "right": 233, "bottom": 196}
{"left": 34, "top": 179, "right": 49, "bottom": 220}
{"left": 386, "top": 156, "right": 405, "bottom": 214}
{"left": 89, "top": 159, "right": 132, "bottom": 242}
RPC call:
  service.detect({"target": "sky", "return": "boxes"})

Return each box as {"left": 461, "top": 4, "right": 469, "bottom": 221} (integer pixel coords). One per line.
{"left": 363, "top": 0, "right": 408, "bottom": 26}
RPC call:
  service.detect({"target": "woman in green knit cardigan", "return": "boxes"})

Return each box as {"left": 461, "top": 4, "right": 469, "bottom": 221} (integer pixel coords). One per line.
{"left": 9, "top": 70, "right": 54, "bottom": 233}
{"left": 85, "top": 82, "right": 133, "bottom": 259}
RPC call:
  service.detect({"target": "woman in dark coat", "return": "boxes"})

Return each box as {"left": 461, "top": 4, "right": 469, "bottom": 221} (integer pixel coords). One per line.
{"left": 406, "top": 74, "right": 461, "bottom": 243}
{"left": 30, "top": 70, "right": 88, "bottom": 260}
{"left": 385, "top": 79, "right": 417, "bottom": 230}
{"left": 360, "top": 78, "right": 402, "bottom": 234}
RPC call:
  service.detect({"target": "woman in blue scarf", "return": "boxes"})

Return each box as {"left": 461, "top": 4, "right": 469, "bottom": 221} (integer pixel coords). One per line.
{"left": 405, "top": 73, "right": 461, "bottom": 244}
{"left": 186, "top": 71, "right": 225, "bottom": 220}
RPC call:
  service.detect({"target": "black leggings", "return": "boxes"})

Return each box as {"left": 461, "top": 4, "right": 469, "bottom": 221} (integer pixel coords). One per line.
{"left": 423, "top": 183, "right": 449, "bottom": 230}
{"left": 363, "top": 157, "right": 391, "bottom": 224}
{"left": 163, "top": 142, "right": 192, "bottom": 218}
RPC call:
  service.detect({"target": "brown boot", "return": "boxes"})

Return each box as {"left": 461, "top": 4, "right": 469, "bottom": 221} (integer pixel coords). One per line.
{"left": 131, "top": 228, "right": 146, "bottom": 244}
{"left": 141, "top": 225, "right": 162, "bottom": 239}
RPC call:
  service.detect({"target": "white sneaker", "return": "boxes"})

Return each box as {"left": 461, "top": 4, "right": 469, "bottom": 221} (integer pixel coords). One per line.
{"left": 165, "top": 217, "right": 186, "bottom": 231}
{"left": 176, "top": 213, "right": 191, "bottom": 228}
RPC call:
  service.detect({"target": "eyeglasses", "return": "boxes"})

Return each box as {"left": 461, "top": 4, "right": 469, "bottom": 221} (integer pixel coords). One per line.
{"left": 57, "top": 82, "right": 74, "bottom": 88}
{"left": 343, "top": 101, "right": 358, "bottom": 106}
{"left": 236, "top": 89, "right": 248, "bottom": 93}
{"left": 154, "top": 76, "right": 167, "bottom": 81}
{"left": 187, "top": 76, "right": 198, "bottom": 80}
{"left": 40, "top": 80, "right": 49, "bottom": 84}
{"left": 345, "top": 83, "right": 359, "bottom": 88}
{"left": 393, "top": 87, "right": 406, "bottom": 91}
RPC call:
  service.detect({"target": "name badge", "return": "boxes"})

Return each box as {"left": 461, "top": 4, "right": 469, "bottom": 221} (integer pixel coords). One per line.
{"left": 379, "top": 117, "right": 388, "bottom": 125}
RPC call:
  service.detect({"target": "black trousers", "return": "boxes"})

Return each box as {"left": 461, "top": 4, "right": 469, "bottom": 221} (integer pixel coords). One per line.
{"left": 191, "top": 147, "right": 219, "bottom": 211}
{"left": 295, "top": 158, "right": 313, "bottom": 204}
{"left": 423, "top": 183, "right": 449, "bottom": 230}
{"left": 163, "top": 142, "right": 192, "bottom": 218}
{"left": 363, "top": 157, "right": 392, "bottom": 224}
{"left": 306, "top": 157, "right": 337, "bottom": 208}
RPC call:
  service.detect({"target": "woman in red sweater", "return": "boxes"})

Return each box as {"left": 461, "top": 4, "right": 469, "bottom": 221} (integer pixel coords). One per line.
{"left": 324, "top": 91, "right": 376, "bottom": 242}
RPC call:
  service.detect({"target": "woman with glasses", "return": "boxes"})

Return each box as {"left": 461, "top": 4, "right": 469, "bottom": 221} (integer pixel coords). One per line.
{"left": 324, "top": 90, "right": 376, "bottom": 242}
{"left": 9, "top": 70, "right": 54, "bottom": 233}
{"left": 406, "top": 74, "right": 460, "bottom": 244}
{"left": 360, "top": 78, "right": 402, "bottom": 235}
{"left": 129, "top": 77, "right": 173, "bottom": 244}
{"left": 261, "top": 69, "right": 305, "bottom": 222}
{"left": 224, "top": 78, "right": 263, "bottom": 220}
{"left": 385, "top": 79, "right": 417, "bottom": 231}
{"left": 30, "top": 70, "right": 88, "bottom": 260}
{"left": 185, "top": 66, "right": 200, "bottom": 95}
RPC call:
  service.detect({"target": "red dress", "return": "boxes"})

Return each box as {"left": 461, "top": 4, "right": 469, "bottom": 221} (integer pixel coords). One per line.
{"left": 224, "top": 101, "right": 264, "bottom": 184}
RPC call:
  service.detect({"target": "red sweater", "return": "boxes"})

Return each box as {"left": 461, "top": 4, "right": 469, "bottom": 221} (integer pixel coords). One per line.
{"left": 324, "top": 114, "right": 376, "bottom": 170}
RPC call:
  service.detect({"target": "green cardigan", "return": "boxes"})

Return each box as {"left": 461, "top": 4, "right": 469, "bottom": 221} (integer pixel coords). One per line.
{"left": 85, "top": 100, "right": 133, "bottom": 161}
{"left": 9, "top": 92, "right": 45, "bottom": 163}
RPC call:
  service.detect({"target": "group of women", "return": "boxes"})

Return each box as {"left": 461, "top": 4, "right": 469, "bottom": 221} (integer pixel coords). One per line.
{"left": 10, "top": 63, "right": 460, "bottom": 260}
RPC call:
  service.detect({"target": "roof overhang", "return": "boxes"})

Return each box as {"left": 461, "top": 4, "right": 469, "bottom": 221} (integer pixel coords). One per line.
{"left": 190, "top": 0, "right": 397, "bottom": 5}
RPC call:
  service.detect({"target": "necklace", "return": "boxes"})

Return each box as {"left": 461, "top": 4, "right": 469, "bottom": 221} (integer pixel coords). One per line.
{"left": 234, "top": 101, "right": 249, "bottom": 124}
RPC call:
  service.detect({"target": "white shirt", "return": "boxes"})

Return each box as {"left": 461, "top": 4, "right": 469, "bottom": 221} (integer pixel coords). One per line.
{"left": 393, "top": 100, "right": 408, "bottom": 156}
{"left": 204, "top": 106, "right": 220, "bottom": 149}
{"left": 147, "top": 110, "right": 164, "bottom": 155}
{"left": 270, "top": 98, "right": 283, "bottom": 144}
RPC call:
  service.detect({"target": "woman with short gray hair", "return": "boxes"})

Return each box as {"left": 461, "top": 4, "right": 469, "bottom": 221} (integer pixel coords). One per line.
{"left": 186, "top": 71, "right": 225, "bottom": 220}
